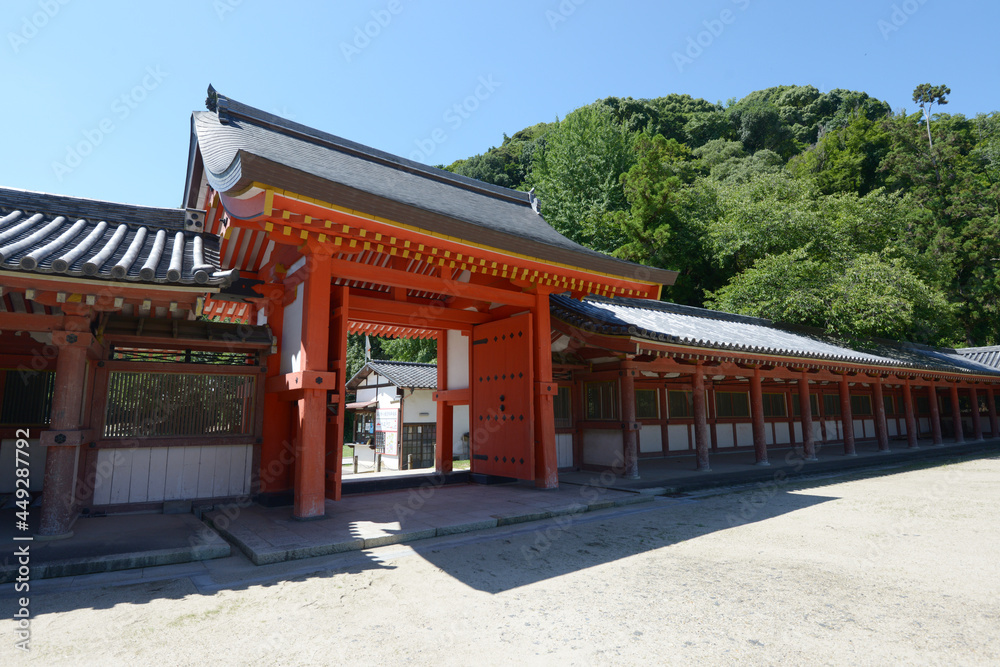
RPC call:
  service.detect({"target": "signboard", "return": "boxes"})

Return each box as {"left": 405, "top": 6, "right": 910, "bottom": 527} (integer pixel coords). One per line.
{"left": 375, "top": 408, "right": 400, "bottom": 456}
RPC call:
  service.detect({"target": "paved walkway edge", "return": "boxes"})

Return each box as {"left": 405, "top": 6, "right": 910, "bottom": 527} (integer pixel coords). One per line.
{"left": 206, "top": 493, "right": 653, "bottom": 566}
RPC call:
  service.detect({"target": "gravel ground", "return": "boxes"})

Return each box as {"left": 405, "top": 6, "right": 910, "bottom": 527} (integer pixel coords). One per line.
{"left": 3, "top": 456, "right": 999, "bottom": 666}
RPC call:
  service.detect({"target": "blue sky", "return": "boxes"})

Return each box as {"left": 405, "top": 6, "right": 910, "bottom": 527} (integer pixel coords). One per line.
{"left": 2, "top": 0, "right": 996, "bottom": 209}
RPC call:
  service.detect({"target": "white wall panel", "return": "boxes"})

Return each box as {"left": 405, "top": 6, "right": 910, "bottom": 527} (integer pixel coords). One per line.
{"left": 639, "top": 424, "right": 661, "bottom": 453}
{"left": 667, "top": 424, "right": 689, "bottom": 451}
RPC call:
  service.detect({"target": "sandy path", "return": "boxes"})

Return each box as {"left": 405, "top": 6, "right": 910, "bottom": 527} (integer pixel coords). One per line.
{"left": 3, "top": 457, "right": 999, "bottom": 665}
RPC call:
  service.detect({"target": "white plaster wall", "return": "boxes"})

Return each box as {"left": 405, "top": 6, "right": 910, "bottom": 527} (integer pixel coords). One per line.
{"left": 582, "top": 430, "right": 622, "bottom": 467}
{"left": 919, "top": 417, "right": 931, "bottom": 434}
{"left": 556, "top": 433, "right": 573, "bottom": 468}
{"left": 667, "top": 424, "right": 689, "bottom": 451}
{"left": 715, "top": 424, "right": 735, "bottom": 448}
{"left": 639, "top": 424, "right": 661, "bottom": 453}
{"left": 765, "top": 424, "right": 775, "bottom": 445}
{"left": 93, "top": 444, "right": 252, "bottom": 505}
{"left": 402, "top": 389, "right": 436, "bottom": 423}
{"left": 888, "top": 420, "right": 898, "bottom": 436}
{"left": 446, "top": 330, "right": 469, "bottom": 390}
{"left": 735, "top": 423, "right": 754, "bottom": 447}
{"left": 774, "top": 422, "right": 790, "bottom": 445}
{"left": 280, "top": 283, "right": 303, "bottom": 374}
{"left": 453, "top": 406, "right": 470, "bottom": 459}
{"left": 0, "top": 439, "right": 45, "bottom": 493}
{"left": 825, "top": 420, "right": 841, "bottom": 441}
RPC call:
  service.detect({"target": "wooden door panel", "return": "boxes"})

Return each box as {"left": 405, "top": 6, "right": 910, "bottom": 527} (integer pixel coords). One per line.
{"left": 470, "top": 313, "right": 534, "bottom": 479}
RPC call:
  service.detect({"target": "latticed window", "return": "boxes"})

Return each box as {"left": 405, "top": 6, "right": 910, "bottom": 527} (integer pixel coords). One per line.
{"left": 791, "top": 393, "right": 820, "bottom": 417}
{"left": 103, "top": 371, "right": 257, "bottom": 438}
{"left": 883, "top": 395, "right": 896, "bottom": 415}
{"left": 762, "top": 393, "right": 787, "bottom": 417}
{"left": 635, "top": 389, "right": 659, "bottom": 419}
{"left": 823, "top": 394, "right": 841, "bottom": 416}
{"left": 668, "top": 390, "right": 692, "bottom": 418}
{"left": 585, "top": 381, "right": 618, "bottom": 421}
{"left": 554, "top": 386, "right": 572, "bottom": 428}
{"left": 0, "top": 370, "right": 55, "bottom": 426}
{"left": 850, "top": 394, "right": 873, "bottom": 416}
{"left": 715, "top": 391, "right": 750, "bottom": 418}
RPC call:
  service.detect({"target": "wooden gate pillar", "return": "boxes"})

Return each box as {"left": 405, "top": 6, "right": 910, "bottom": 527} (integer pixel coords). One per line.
{"left": 749, "top": 367, "right": 768, "bottom": 465}
{"left": 839, "top": 377, "right": 857, "bottom": 456}
{"left": 533, "top": 291, "right": 558, "bottom": 488}
{"left": 39, "top": 318, "right": 93, "bottom": 537}
{"left": 902, "top": 380, "right": 919, "bottom": 449}
{"left": 294, "top": 251, "right": 332, "bottom": 520}
{"left": 435, "top": 330, "right": 453, "bottom": 474}
{"left": 928, "top": 382, "right": 943, "bottom": 445}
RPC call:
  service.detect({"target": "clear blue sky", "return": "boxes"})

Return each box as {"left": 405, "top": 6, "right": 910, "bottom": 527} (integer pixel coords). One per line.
{"left": 2, "top": 0, "right": 996, "bottom": 209}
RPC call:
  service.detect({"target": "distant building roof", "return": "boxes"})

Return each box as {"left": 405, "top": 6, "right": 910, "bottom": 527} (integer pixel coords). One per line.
{"left": 550, "top": 294, "right": 1000, "bottom": 377}
{"left": 954, "top": 346, "right": 1000, "bottom": 370}
{"left": 188, "top": 88, "right": 677, "bottom": 288}
{"left": 347, "top": 360, "right": 438, "bottom": 391}
{"left": 0, "top": 187, "right": 237, "bottom": 287}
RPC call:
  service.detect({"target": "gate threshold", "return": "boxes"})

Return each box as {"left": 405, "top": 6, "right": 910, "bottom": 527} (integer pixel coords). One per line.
{"left": 342, "top": 470, "right": 471, "bottom": 495}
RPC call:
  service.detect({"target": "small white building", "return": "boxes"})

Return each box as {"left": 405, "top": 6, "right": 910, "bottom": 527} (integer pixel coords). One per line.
{"left": 346, "top": 361, "right": 468, "bottom": 470}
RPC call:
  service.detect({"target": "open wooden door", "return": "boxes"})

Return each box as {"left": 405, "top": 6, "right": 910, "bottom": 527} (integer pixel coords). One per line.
{"left": 470, "top": 313, "right": 534, "bottom": 479}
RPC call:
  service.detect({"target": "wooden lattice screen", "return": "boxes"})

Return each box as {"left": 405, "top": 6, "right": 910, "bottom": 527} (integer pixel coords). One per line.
{"left": 103, "top": 371, "right": 257, "bottom": 438}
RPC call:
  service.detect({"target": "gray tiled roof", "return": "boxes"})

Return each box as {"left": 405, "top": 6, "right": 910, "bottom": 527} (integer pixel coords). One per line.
{"left": 189, "top": 90, "right": 677, "bottom": 286}
{"left": 550, "top": 294, "right": 1000, "bottom": 377}
{"left": 954, "top": 346, "right": 1000, "bottom": 370}
{"left": 347, "top": 361, "right": 437, "bottom": 390}
{"left": 0, "top": 188, "right": 237, "bottom": 287}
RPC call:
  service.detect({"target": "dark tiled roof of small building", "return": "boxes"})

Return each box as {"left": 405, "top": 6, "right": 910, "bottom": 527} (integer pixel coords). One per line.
{"left": 954, "top": 346, "right": 1000, "bottom": 370}
{"left": 347, "top": 360, "right": 437, "bottom": 390}
{"left": 189, "top": 90, "right": 677, "bottom": 287}
{"left": 550, "top": 294, "right": 1000, "bottom": 377}
{"left": 0, "top": 188, "right": 237, "bottom": 287}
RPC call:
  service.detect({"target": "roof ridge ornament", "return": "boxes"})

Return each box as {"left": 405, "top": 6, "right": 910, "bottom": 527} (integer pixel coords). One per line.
{"left": 206, "top": 84, "right": 218, "bottom": 112}
{"left": 528, "top": 188, "right": 540, "bottom": 214}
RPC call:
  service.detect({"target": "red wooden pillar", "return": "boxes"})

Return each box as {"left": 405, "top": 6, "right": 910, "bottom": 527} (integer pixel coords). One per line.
{"left": 902, "top": 380, "right": 919, "bottom": 449}
{"left": 435, "top": 330, "right": 453, "bottom": 474}
{"left": 987, "top": 386, "right": 999, "bottom": 438}
{"left": 294, "top": 251, "right": 332, "bottom": 520}
{"left": 620, "top": 366, "right": 639, "bottom": 479}
{"left": 39, "top": 318, "right": 93, "bottom": 537}
{"left": 533, "top": 291, "right": 558, "bottom": 488}
{"left": 326, "top": 285, "right": 349, "bottom": 501}
{"left": 749, "top": 368, "right": 768, "bottom": 465}
{"left": 928, "top": 382, "right": 943, "bottom": 445}
{"left": 949, "top": 382, "right": 964, "bottom": 443}
{"left": 798, "top": 374, "right": 817, "bottom": 460}
{"left": 970, "top": 386, "right": 984, "bottom": 441}
{"left": 692, "top": 364, "right": 710, "bottom": 471}
{"left": 259, "top": 284, "right": 294, "bottom": 495}
{"left": 839, "top": 377, "right": 856, "bottom": 456}
{"left": 872, "top": 378, "right": 890, "bottom": 452}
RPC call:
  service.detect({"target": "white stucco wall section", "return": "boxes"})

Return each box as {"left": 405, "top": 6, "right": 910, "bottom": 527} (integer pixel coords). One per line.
{"left": 446, "top": 330, "right": 469, "bottom": 390}
{"left": 402, "top": 389, "right": 436, "bottom": 423}
{"left": 280, "top": 280, "right": 304, "bottom": 375}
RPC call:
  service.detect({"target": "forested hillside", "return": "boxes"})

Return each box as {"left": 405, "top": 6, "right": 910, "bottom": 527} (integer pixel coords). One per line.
{"left": 444, "top": 85, "right": 1000, "bottom": 348}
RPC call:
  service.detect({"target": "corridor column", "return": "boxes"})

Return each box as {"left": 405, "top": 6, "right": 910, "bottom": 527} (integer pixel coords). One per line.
{"left": 970, "top": 386, "right": 984, "bottom": 441}
{"left": 435, "top": 330, "right": 453, "bottom": 475}
{"left": 749, "top": 367, "right": 768, "bottom": 465}
{"left": 620, "top": 366, "right": 639, "bottom": 480}
{"left": 798, "top": 373, "right": 817, "bottom": 460}
{"left": 949, "top": 383, "right": 964, "bottom": 443}
{"left": 902, "top": 380, "right": 919, "bottom": 449}
{"left": 692, "top": 364, "right": 711, "bottom": 471}
{"left": 39, "top": 317, "right": 93, "bottom": 537}
{"left": 987, "top": 386, "right": 999, "bottom": 438}
{"left": 872, "top": 378, "right": 890, "bottom": 452}
{"left": 839, "top": 376, "right": 857, "bottom": 456}
{"left": 928, "top": 382, "right": 943, "bottom": 445}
